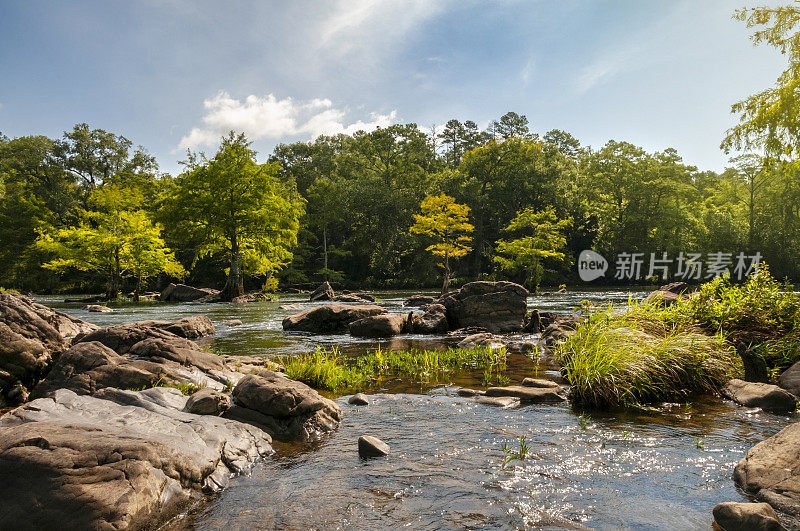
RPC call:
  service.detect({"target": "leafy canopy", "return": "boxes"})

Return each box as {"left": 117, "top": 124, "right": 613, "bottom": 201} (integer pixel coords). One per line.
{"left": 410, "top": 193, "right": 474, "bottom": 261}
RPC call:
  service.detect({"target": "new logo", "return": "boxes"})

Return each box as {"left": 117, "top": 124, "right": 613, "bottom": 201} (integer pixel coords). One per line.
{"left": 578, "top": 250, "right": 607, "bottom": 282}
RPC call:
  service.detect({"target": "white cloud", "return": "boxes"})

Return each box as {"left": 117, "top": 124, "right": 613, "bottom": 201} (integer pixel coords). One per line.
{"left": 575, "top": 53, "right": 632, "bottom": 94}
{"left": 521, "top": 59, "right": 535, "bottom": 86}
{"left": 178, "top": 91, "right": 397, "bottom": 150}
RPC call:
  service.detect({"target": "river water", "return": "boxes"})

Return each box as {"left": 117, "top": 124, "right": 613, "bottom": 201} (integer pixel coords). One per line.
{"left": 39, "top": 290, "right": 797, "bottom": 530}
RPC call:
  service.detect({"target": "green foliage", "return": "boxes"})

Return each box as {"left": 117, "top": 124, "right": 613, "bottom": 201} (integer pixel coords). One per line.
{"left": 281, "top": 348, "right": 369, "bottom": 392}
{"left": 555, "top": 306, "right": 742, "bottom": 408}
{"left": 500, "top": 436, "right": 531, "bottom": 469}
{"left": 127, "top": 376, "right": 205, "bottom": 395}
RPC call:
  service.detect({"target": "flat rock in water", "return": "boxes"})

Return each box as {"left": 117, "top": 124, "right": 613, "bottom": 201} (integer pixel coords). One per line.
{"left": 485, "top": 385, "right": 567, "bottom": 403}
{"left": 84, "top": 304, "right": 113, "bottom": 313}
{"left": 282, "top": 303, "right": 386, "bottom": 334}
{"left": 225, "top": 372, "right": 342, "bottom": 442}
{"left": 457, "top": 332, "right": 494, "bottom": 349}
{"left": 226, "top": 319, "right": 243, "bottom": 326}
{"left": 137, "top": 315, "right": 216, "bottom": 339}
{"left": 0, "top": 388, "right": 272, "bottom": 530}
{"left": 348, "top": 393, "right": 370, "bottom": 405}
{"left": 457, "top": 388, "right": 485, "bottom": 397}
{"left": 722, "top": 379, "right": 797, "bottom": 415}
{"left": 475, "top": 396, "right": 519, "bottom": 408}
{"left": 734, "top": 421, "right": 800, "bottom": 517}
{"left": 349, "top": 313, "right": 408, "bottom": 338}
{"left": 712, "top": 501, "right": 785, "bottom": 531}
{"left": 358, "top": 435, "right": 390, "bottom": 457}
{"left": 279, "top": 304, "right": 303, "bottom": 311}
{"left": 522, "top": 378, "right": 562, "bottom": 389}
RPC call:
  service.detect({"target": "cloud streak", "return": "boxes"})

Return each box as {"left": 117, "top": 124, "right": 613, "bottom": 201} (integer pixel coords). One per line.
{"left": 178, "top": 91, "right": 397, "bottom": 150}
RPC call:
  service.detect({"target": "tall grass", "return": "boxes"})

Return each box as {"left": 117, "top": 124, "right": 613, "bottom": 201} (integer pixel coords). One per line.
{"left": 555, "top": 308, "right": 742, "bottom": 408}
{"left": 279, "top": 345, "right": 507, "bottom": 393}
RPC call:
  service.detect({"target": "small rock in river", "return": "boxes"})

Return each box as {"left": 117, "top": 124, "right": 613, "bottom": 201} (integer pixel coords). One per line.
{"left": 457, "top": 388, "right": 485, "bottom": 397}
{"left": 84, "top": 304, "right": 113, "bottom": 313}
{"left": 358, "top": 435, "right": 390, "bottom": 458}
{"left": 712, "top": 501, "right": 785, "bottom": 531}
{"left": 349, "top": 393, "right": 370, "bottom": 406}
{"left": 475, "top": 396, "right": 519, "bottom": 408}
{"left": 522, "top": 377, "right": 562, "bottom": 389}
{"left": 485, "top": 385, "right": 567, "bottom": 403}
{"left": 225, "top": 319, "right": 243, "bottom": 326}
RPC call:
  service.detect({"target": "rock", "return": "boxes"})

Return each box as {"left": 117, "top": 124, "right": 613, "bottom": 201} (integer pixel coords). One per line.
{"left": 75, "top": 323, "right": 201, "bottom": 354}
{"left": 138, "top": 315, "right": 216, "bottom": 339}
{"left": 410, "top": 303, "right": 449, "bottom": 334}
{"left": 184, "top": 389, "right": 231, "bottom": 415}
{"left": 279, "top": 304, "right": 303, "bottom": 311}
{"left": 160, "top": 283, "right": 220, "bottom": 302}
{"left": 712, "top": 502, "right": 784, "bottom": 531}
{"left": 331, "top": 294, "right": 371, "bottom": 303}
{"left": 282, "top": 303, "right": 387, "bottom": 334}
{"left": 226, "top": 319, "right": 243, "bottom": 326}
{"left": 457, "top": 332, "right": 495, "bottom": 349}
{"left": 436, "top": 281, "right": 529, "bottom": 333}
{"left": 358, "top": 435, "right": 390, "bottom": 458}
{"left": 84, "top": 304, "right": 113, "bottom": 313}
{"left": 734, "top": 421, "right": 800, "bottom": 516}
{"left": 779, "top": 361, "right": 800, "bottom": 396}
{"left": 475, "top": 396, "right": 520, "bottom": 408}
{"left": 224, "top": 372, "right": 342, "bottom": 442}
{"left": 485, "top": 385, "right": 567, "bottom": 403}
{"left": 537, "top": 314, "right": 584, "bottom": 349}
{"left": 0, "top": 292, "right": 95, "bottom": 403}
{"left": 403, "top": 295, "right": 436, "bottom": 307}
{"left": 349, "top": 313, "right": 409, "bottom": 338}
{"left": 457, "top": 388, "right": 485, "bottom": 397}
{"left": 522, "top": 378, "right": 562, "bottom": 389}
{"left": 0, "top": 388, "right": 272, "bottom": 529}
{"left": 348, "top": 393, "right": 370, "bottom": 405}
{"left": 309, "top": 281, "right": 335, "bottom": 302}
{"left": 722, "top": 379, "right": 797, "bottom": 415}
{"left": 737, "top": 342, "right": 770, "bottom": 383}
{"left": 644, "top": 282, "right": 690, "bottom": 305}
{"left": 506, "top": 341, "right": 537, "bottom": 355}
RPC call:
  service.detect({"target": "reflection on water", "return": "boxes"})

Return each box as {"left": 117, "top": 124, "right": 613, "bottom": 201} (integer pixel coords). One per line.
{"left": 38, "top": 289, "right": 798, "bottom": 530}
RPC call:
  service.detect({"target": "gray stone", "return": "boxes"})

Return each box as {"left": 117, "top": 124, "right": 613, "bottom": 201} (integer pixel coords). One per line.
{"left": 309, "top": 281, "right": 335, "bottom": 301}
{"left": 475, "top": 396, "right": 520, "bottom": 408}
{"left": 160, "top": 283, "right": 220, "bottom": 302}
{"left": 537, "top": 314, "right": 584, "bottom": 349}
{"left": 226, "top": 319, "right": 243, "bottom": 326}
{"left": 84, "top": 304, "right": 113, "bottom": 313}
{"left": 457, "top": 332, "right": 495, "bottom": 349}
{"left": 522, "top": 377, "right": 562, "bottom": 389}
{"left": 184, "top": 389, "right": 231, "bottom": 415}
{"left": 779, "top": 361, "right": 800, "bottom": 396}
{"left": 282, "top": 303, "right": 387, "bottom": 334}
{"left": 436, "top": 281, "right": 529, "bottom": 333}
{"left": 722, "top": 379, "right": 797, "bottom": 415}
{"left": 0, "top": 388, "right": 272, "bottom": 530}
{"left": 457, "top": 388, "right": 485, "bottom": 397}
{"left": 349, "top": 313, "right": 408, "bottom": 338}
{"left": 410, "top": 303, "right": 448, "bottom": 334}
{"left": 735, "top": 421, "right": 800, "bottom": 516}
{"left": 348, "top": 393, "right": 370, "bottom": 405}
{"left": 712, "top": 501, "right": 784, "bottom": 531}
{"left": 358, "top": 435, "right": 390, "bottom": 458}
{"left": 225, "top": 372, "right": 342, "bottom": 442}
{"left": 485, "top": 385, "right": 567, "bottom": 403}
{"left": 644, "top": 282, "right": 691, "bottom": 305}
{"left": 137, "top": 315, "right": 216, "bottom": 339}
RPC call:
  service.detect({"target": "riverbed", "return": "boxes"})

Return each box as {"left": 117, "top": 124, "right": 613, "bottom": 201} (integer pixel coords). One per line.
{"left": 40, "top": 290, "right": 797, "bottom": 530}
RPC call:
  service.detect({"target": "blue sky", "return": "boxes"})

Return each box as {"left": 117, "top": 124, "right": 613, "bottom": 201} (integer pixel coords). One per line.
{"left": 0, "top": 0, "right": 787, "bottom": 175}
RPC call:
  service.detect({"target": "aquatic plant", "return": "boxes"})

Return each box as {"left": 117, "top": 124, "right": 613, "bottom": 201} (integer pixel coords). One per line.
{"left": 555, "top": 307, "right": 742, "bottom": 408}
{"left": 501, "top": 436, "right": 531, "bottom": 468}
{"left": 127, "top": 376, "right": 206, "bottom": 395}
{"left": 281, "top": 347, "right": 368, "bottom": 392}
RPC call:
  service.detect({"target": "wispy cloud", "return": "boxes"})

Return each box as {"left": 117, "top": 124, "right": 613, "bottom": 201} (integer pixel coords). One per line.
{"left": 177, "top": 91, "right": 397, "bottom": 150}
{"left": 521, "top": 59, "right": 535, "bottom": 86}
{"left": 575, "top": 53, "right": 632, "bottom": 94}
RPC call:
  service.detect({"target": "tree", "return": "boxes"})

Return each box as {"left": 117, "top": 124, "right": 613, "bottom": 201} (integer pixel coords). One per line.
{"left": 722, "top": 4, "right": 800, "bottom": 158}
{"left": 729, "top": 154, "right": 769, "bottom": 249}
{"left": 162, "top": 132, "right": 303, "bottom": 301}
{"left": 491, "top": 112, "right": 532, "bottom": 140}
{"left": 494, "top": 207, "right": 570, "bottom": 291}
{"left": 410, "top": 194, "right": 473, "bottom": 294}
{"left": 36, "top": 186, "right": 183, "bottom": 299}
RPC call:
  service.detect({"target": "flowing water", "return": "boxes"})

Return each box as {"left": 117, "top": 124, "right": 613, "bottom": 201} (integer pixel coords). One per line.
{"left": 39, "top": 290, "right": 797, "bottom": 530}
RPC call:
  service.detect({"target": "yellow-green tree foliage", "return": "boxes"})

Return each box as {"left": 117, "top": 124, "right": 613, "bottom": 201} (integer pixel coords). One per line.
{"left": 410, "top": 193, "right": 473, "bottom": 293}
{"left": 494, "top": 207, "right": 570, "bottom": 291}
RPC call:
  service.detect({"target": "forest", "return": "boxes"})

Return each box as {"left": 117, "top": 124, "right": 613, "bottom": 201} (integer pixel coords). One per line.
{"left": 1, "top": 108, "right": 798, "bottom": 298}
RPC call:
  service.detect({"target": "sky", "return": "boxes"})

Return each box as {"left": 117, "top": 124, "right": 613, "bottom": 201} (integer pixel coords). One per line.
{"left": 0, "top": 0, "right": 788, "bottom": 175}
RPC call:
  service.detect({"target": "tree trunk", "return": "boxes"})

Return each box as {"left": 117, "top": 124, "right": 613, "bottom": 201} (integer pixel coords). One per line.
{"left": 133, "top": 272, "right": 141, "bottom": 302}
{"left": 221, "top": 233, "right": 244, "bottom": 301}
{"left": 442, "top": 250, "right": 450, "bottom": 295}
{"left": 106, "top": 250, "right": 121, "bottom": 301}
{"left": 323, "top": 227, "right": 328, "bottom": 273}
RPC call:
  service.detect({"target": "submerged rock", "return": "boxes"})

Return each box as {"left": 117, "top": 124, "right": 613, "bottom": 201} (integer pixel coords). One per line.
{"left": 409, "top": 303, "right": 448, "bottom": 334}
{"left": 485, "top": 385, "right": 567, "bottom": 403}
{"left": 437, "top": 281, "right": 529, "bottom": 333}
{"left": 722, "top": 379, "right": 797, "bottom": 415}
{"left": 712, "top": 501, "right": 785, "bottom": 531}
{"left": 226, "top": 319, "right": 243, "bottom": 326}
{"left": 282, "top": 303, "right": 386, "bottom": 334}
{"left": 358, "top": 435, "right": 390, "bottom": 458}
{"left": 457, "top": 332, "right": 495, "bottom": 349}
{"left": 348, "top": 393, "right": 370, "bottom": 406}
{"left": 0, "top": 388, "right": 272, "bottom": 530}
{"left": 160, "top": 283, "right": 220, "bottom": 302}
{"left": 309, "top": 281, "right": 335, "bottom": 302}
{"left": 734, "top": 421, "right": 800, "bottom": 517}
{"left": 225, "top": 372, "right": 342, "bottom": 442}
{"left": 349, "top": 313, "right": 409, "bottom": 338}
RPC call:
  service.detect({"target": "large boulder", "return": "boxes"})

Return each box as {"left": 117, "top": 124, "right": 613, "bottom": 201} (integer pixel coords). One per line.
{"left": 224, "top": 372, "right": 341, "bottom": 442}
{"left": 436, "top": 281, "right": 528, "bottom": 333}
{"left": 75, "top": 322, "right": 200, "bottom": 354}
{"left": 160, "top": 283, "right": 220, "bottom": 302}
{"left": 722, "top": 379, "right": 797, "bottom": 415}
{"left": 282, "top": 303, "right": 386, "bottom": 334}
{"left": 137, "top": 315, "right": 216, "bottom": 339}
{"left": 779, "top": 361, "right": 800, "bottom": 396}
{"left": 734, "top": 422, "right": 800, "bottom": 516}
{"left": 409, "top": 303, "right": 448, "bottom": 334}
{"left": 537, "top": 313, "right": 584, "bottom": 349}
{"left": 712, "top": 501, "right": 785, "bottom": 531}
{"left": 309, "top": 281, "right": 334, "bottom": 302}
{"left": 0, "top": 292, "right": 95, "bottom": 404}
{"left": 349, "top": 314, "right": 409, "bottom": 338}
{"left": 0, "top": 388, "right": 272, "bottom": 530}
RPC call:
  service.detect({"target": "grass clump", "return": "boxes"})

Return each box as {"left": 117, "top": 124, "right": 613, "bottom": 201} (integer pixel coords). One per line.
{"left": 281, "top": 348, "right": 369, "bottom": 392}
{"left": 555, "top": 307, "right": 741, "bottom": 408}
{"left": 127, "top": 376, "right": 206, "bottom": 395}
